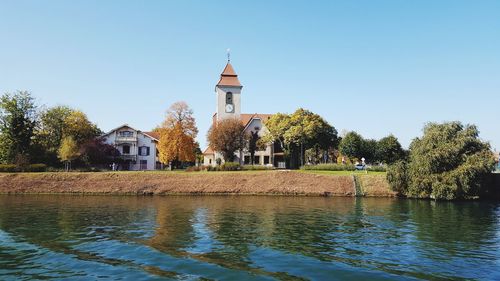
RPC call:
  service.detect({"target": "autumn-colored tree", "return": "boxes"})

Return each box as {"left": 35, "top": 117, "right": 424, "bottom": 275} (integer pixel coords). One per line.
{"left": 207, "top": 118, "right": 246, "bottom": 162}
{"left": 157, "top": 102, "right": 198, "bottom": 168}
{"left": 58, "top": 136, "right": 80, "bottom": 171}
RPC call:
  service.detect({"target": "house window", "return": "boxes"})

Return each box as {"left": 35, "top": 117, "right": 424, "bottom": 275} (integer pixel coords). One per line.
{"left": 226, "top": 92, "right": 233, "bottom": 104}
{"left": 122, "top": 145, "right": 130, "bottom": 154}
{"left": 254, "top": 155, "right": 260, "bottom": 165}
{"left": 209, "top": 159, "right": 212, "bottom": 164}
{"left": 244, "top": 156, "right": 250, "bottom": 165}
{"left": 140, "top": 160, "right": 147, "bottom": 170}
{"left": 119, "top": 131, "right": 133, "bottom": 137}
{"left": 139, "top": 146, "right": 150, "bottom": 156}
{"left": 264, "top": 156, "right": 270, "bottom": 165}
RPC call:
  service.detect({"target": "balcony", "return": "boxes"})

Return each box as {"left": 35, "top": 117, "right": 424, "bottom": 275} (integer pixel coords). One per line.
{"left": 116, "top": 136, "right": 137, "bottom": 142}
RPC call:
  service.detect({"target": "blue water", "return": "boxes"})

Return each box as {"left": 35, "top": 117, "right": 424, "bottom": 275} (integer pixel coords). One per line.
{"left": 0, "top": 195, "right": 499, "bottom": 280}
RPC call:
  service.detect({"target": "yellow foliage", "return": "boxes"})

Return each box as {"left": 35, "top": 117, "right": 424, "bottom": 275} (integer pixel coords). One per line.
{"left": 158, "top": 124, "right": 196, "bottom": 163}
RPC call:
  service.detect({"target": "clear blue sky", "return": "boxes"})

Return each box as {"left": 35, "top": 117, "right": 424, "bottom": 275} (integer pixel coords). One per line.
{"left": 1, "top": 0, "right": 499, "bottom": 150}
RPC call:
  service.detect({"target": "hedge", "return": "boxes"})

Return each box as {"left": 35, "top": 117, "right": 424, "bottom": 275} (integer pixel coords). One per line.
{"left": 0, "top": 164, "right": 47, "bottom": 172}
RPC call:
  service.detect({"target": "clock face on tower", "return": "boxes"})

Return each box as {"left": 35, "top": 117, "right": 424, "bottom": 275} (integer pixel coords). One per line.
{"left": 225, "top": 104, "right": 234, "bottom": 113}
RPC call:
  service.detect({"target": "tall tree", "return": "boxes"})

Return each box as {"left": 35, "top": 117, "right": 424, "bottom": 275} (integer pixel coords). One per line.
{"left": 0, "top": 91, "right": 37, "bottom": 163}
{"left": 247, "top": 130, "right": 262, "bottom": 165}
{"left": 376, "top": 135, "right": 406, "bottom": 164}
{"left": 338, "top": 131, "right": 364, "bottom": 160}
{"left": 157, "top": 102, "right": 198, "bottom": 168}
{"left": 207, "top": 118, "right": 246, "bottom": 162}
{"left": 34, "top": 105, "right": 75, "bottom": 165}
{"left": 62, "top": 110, "right": 100, "bottom": 146}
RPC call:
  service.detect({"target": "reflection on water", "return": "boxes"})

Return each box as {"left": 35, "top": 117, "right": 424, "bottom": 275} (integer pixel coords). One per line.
{"left": 0, "top": 196, "right": 499, "bottom": 280}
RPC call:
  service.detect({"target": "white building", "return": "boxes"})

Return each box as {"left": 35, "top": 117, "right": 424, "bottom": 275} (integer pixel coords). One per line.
{"left": 102, "top": 124, "right": 160, "bottom": 170}
{"left": 203, "top": 61, "right": 285, "bottom": 167}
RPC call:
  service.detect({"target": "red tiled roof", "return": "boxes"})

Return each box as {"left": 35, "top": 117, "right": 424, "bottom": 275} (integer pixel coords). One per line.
{"left": 216, "top": 63, "right": 242, "bottom": 87}
{"left": 203, "top": 146, "right": 214, "bottom": 155}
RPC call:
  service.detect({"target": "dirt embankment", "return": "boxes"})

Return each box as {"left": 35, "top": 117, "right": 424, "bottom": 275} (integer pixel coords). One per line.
{"left": 0, "top": 171, "right": 366, "bottom": 196}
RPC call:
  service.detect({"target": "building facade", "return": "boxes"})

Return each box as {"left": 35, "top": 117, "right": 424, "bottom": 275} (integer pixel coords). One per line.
{"left": 102, "top": 124, "right": 160, "bottom": 170}
{"left": 203, "top": 61, "right": 285, "bottom": 168}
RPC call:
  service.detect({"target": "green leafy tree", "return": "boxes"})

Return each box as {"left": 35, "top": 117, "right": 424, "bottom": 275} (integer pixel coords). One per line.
{"left": 339, "top": 131, "right": 363, "bottom": 160}
{"left": 62, "top": 110, "right": 101, "bottom": 146}
{"left": 58, "top": 136, "right": 80, "bottom": 171}
{"left": 0, "top": 91, "right": 37, "bottom": 163}
{"left": 247, "top": 130, "right": 265, "bottom": 165}
{"left": 34, "top": 105, "right": 75, "bottom": 165}
{"left": 376, "top": 135, "right": 406, "bottom": 164}
{"left": 387, "top": 122, "right": 495, "bottom": 200}
{"left": 263, "top": 108, "right": 338, "bottom": 168}
{"left": 207, "top": 118, "right": 246, "bottom": 162}
{"left": 361, "top": 138, "right": 378, "bottom": 163}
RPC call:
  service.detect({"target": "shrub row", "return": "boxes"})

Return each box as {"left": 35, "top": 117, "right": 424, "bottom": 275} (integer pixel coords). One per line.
{"left": 301, "top": 164, "right": 356, "bottom": 171}
{"left": 301, "top": 163, "right": 387, "bottom": 172}
{"left": 241, "top": 165, "right": 274, "bottom": 171}
{"left": 186, "top": 163, "right": 274, "bottom": 172}
{"left": 366, "top": 165, "right": 387, "bottom": 172}
{"left": 0, "top": 164, "right": 47, "bottom": 172}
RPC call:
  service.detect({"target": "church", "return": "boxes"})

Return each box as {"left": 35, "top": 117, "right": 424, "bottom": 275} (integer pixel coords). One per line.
{"left": 202, "top": 60, "right": 286, "bottom": 168}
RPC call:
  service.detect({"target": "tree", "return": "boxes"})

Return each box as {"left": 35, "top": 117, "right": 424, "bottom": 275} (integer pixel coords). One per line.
{"left": 34, "top": 105, "right": 75, "bottom": 165}
{"left": 79, "top": 138, "right": 120, "bottom": 168}
{"left": 58, "top": 136, "right": 80, "bottom": 171}
{"left": 157, "top": 102, "right": 198, "bottom": 168}
{"left": 338, "top": 131, "right": 363, "bottom": 160}
{"left": 162, "top": 101, "right": 197, "bottom": 138}
{"left": 0, "top": 91, "right": 37, "bottom": 163}
{"left": 63, "top": 110, "right": 100, "bottom": 146}
{"left": 262, "top": 108, "right": 338, "bottom": 168}
{"left": 387, "top": 122, "right": 495, "bottom": 200}
{"left": 376, "top": 135, "right": 406, "bottom": 164}
{"left": 247, "top": 130, "right": 263, "bottom": 165}
{"left": 360, "top": 138, "right": 378, "bottom": 163}
{"left": 207, "top": 118, "right": 246, "bottom": 162}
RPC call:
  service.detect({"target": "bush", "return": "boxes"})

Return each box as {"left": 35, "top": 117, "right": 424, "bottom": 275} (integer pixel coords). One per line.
{"left": 366, "top": 165, "right": 386, "bottom": 172}
{"left": 387, "top": 161, "right": 408, "bottom": 195}
{"left": 0, "top": 164, "right": 17, "bottom": 172}
{"left": 301, "top": 164, "right": 356, "bottom": 171}
{"left": 185, "top": 165, "right": 210, "bottom": 172}
{"left": 0, "top": 163, "right": 47, "bottom": 172}
{"left": 27, "top": 164, "right": 47, "bottom": 172}
{"left": 220, "top": 162, "right": 241, "bottom": 171}
{"left": 241, "top": 165, "right": 274, "bottom": 171}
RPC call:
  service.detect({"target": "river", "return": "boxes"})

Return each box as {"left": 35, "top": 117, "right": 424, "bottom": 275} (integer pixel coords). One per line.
{"left": 0, "top": 195, "right": 499, "bottom": 280}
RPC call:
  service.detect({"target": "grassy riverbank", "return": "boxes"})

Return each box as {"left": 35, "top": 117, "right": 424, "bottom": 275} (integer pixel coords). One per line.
{"left": 0, "top": 170, "right": 397, "bottom": 197}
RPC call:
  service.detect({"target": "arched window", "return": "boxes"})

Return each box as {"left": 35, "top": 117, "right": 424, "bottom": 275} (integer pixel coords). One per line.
{"left": 226, "top": 92, "right": 233, "bottom": 104}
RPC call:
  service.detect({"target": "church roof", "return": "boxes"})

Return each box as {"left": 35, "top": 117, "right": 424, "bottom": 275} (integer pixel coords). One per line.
{"left": 216, "top": 62, "right": 242, "bottom": 87}
{"left": 240, "top": 113, "right": 273, "bottom": 128}
{"left": 204, "top": 113, "right": 273, "bottom": 155}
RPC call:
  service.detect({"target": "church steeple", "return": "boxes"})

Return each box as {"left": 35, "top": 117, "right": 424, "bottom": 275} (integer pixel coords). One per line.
{"left": 215, "top": 57, "right": 242, "bottom": 121}
{"left": 216, "top": 62, "right": 242, "bottom": 87}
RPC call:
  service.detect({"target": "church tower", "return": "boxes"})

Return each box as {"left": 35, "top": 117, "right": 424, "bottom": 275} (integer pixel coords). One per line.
{"left": 215, "top": 60, "right": 242, "bottom": 121}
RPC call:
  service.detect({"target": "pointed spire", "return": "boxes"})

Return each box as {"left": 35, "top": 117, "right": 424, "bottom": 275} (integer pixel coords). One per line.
{"left": 216, "top": 57, "right": 242, "bottom": 87}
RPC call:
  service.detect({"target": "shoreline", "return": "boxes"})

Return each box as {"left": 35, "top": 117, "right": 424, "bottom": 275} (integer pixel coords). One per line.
{"left": 0, "top": 170, "right": 396, "bottom": 197}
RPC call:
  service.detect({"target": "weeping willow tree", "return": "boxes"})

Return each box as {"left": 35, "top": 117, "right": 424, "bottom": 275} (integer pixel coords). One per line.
{"left": 387, "top": 122, "right": 495, "bottom": 200}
